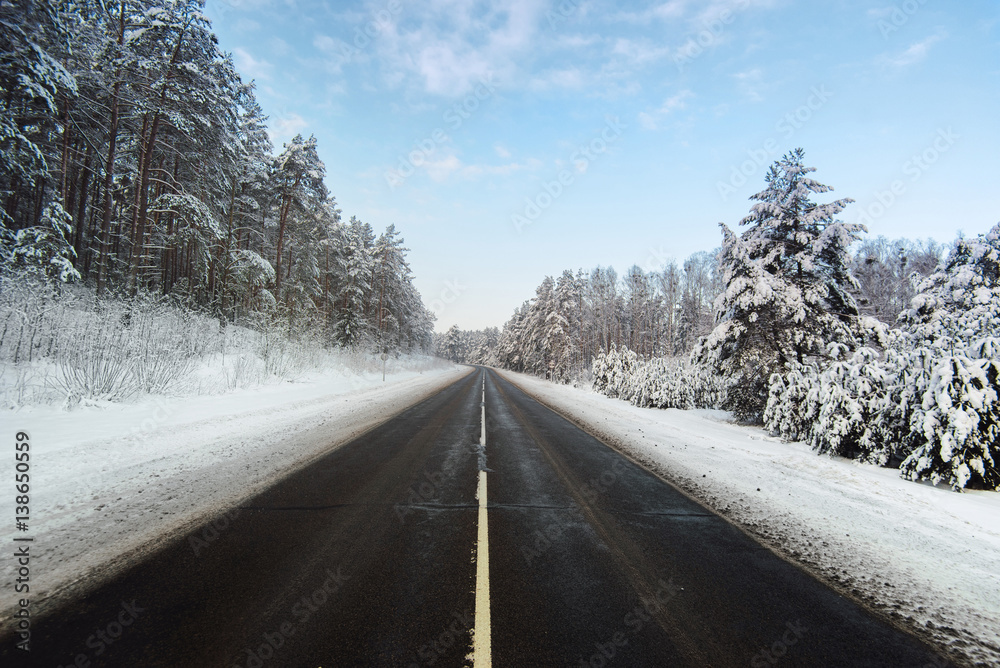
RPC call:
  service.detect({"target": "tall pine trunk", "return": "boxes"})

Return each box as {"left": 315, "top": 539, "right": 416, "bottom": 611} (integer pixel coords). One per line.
{"left": 96, "top": 2, "right": 126, "bottom": 297}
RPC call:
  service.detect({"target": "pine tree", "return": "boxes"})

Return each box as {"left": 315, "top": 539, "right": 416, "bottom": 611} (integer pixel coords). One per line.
{"left": 441, "top": 324, "right": 466, "bottom": 362}
{"left": 331, "top": 216, "right": 373, "bottom": 347}
{"left": 270, "top": 134, "right": 328, "bottom": 299}
{"left": 897, "top": 223, "right": 1000, "bottom": 489}
{"left": 7, "top": 201, "right": 80, "bottom": 282}
{"left": 694, "top": 148, "right": 863, "bottom": 421}
{"left": 0, "top": 0, "right": 76, "bottom": 227}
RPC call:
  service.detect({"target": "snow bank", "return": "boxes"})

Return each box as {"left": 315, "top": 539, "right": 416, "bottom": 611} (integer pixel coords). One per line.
{"left": 498, "top": 369, "right": 1000, "bottom": 667}
{"left": 1, "top": 360, "right": 469, "bottom": 619}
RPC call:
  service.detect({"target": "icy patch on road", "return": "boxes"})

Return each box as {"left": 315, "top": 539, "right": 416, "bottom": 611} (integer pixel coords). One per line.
{"left": 499, "top": 369, "right": 1000, "bottom": 667}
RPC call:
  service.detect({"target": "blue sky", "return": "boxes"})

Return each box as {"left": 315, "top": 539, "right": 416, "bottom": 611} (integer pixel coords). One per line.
{"left": 203, "top": 0, "right": 1000, "bottom": 331}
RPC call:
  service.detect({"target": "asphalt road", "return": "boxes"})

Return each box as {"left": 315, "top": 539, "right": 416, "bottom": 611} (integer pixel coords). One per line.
{"left": 2, "top": 366, "right": 949, "bottom": 667}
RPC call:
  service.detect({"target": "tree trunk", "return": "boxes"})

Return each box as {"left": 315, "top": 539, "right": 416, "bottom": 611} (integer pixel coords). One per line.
{"left": 96, "top": 2, "right": 126, "bottom": 297}
{"left": 274, "top": 174, "right": 300, "bottom": 295}
{"left": 60, "top": 101, "right": 71, "bottom": 208}
{"left": 129, "top": 20, "right": 189, "bottom": 293}
{"left": 72, "top": 144, "right": 94, "bottom": 265}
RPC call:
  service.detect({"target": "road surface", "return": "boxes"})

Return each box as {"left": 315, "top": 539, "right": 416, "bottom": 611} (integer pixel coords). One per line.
{"left": 2, "top": 367, "right": 948, "bottom": 666}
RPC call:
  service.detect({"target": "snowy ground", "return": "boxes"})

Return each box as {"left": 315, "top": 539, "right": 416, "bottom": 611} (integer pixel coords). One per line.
{"left": 0, "top": 358, "right": 468, "bottom": 620}
{"left": 498, "top": 369, "right": 1000, "bottom": 668}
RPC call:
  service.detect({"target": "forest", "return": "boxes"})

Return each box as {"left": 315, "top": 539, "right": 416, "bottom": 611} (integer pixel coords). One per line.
{"left": 441, "top": 150, "right": 999, "bottom": 491}
{"left": 1, "top": 0, "right": 435, "bottom": 360}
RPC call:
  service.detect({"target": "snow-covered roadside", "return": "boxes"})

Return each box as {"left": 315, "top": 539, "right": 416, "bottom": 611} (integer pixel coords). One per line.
{"left": 1, "top": 360, "right": 470, "bottom": 619}
{"left": 498, "top": 369, "right": 1000, "bottom": 667}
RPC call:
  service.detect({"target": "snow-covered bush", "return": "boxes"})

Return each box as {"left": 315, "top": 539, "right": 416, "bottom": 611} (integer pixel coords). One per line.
{"left": 897, "top": 224, "right": 1000, "bottom": 489}
{"left": 50, "top": 293, "right": 208, "bottom": 400}
{"left": 901, "top": 352, "right": 1000, "bottom": 490}
{"left": 592, "top": 347, "right": 726, "bottom": 410}
{"left": 223, "top": 354, "right": 266, "bottom": 390}
{"left": 0, "top": 271, "right": 407, "bottom": 406}
{"left": 592, "top": 345, "right": 639, "bottom": 399}
{"left": 54, "top": 323, "right": 141, "bottom": 401}
{"left": 765, "top": 334, "right": 1000, "bottom": 489}
{"left": 763, "top": 364, "right": 819, "bottom": 443}
{"left": 808, "top": 346, "right": 887, "bottom": 461}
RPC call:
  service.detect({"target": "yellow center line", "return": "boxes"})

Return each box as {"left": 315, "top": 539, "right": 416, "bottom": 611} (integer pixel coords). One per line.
{"left": 473, "top": 373, "right": 491, "bottom": 667}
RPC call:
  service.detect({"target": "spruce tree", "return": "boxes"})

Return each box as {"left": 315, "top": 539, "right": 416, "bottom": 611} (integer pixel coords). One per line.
{"left": 694, "top": 148, "right": 863, "bottom": 421}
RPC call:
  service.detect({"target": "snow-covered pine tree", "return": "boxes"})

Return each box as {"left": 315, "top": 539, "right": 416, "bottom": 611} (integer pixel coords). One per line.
{"left": 896, "top": 223, "right": 1000, "bottom": 489}
{"left": 694, "top": 148, "right": 863, "bottom": 421}
{"left": 763, "top": 362, "right": 819, "bottom": 442}
{"left": 215, "top": 94, "right": 274, "bottom": 320}
{"left": 331, "top": 216, "right": 374, "bottom": 347}
{"left": 902, "top": 223, "right": 1000, "bottom": 345}
{"left": 902, "top": 352, "right": 1000, "bottom": 490}
{"left": 522, "top": 275, "right": 555, "bottom": 376}
{"left": 370, "top": 225, "right": 411, "bottom": 350}
{"left": 440, "top": 324, "right": 466, "bottom": 363}
{"left": 270, "top": 134, "right": 328, "bottom": 299}
{"left": 495, "top": 302, "right": 529, "bottom": 372}
{"left": 545, "top": 270, "right": 578, "bottom": 381}
{"left": 6, "top": 201, "right": 80, "bottom": 282}
{"left": 0, "top": 0, "right": 76, "bottom": 229}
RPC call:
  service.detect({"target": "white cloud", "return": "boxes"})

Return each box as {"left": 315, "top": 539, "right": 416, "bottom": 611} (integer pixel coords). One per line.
{"left": 269, "top": 113, "right": 308, "bottom": 148}
{"left": 733, "top": 67, "right": 765, "bottom": 102}
{"left": 233, "top": 47, "right": 273, "bottom": 81}
{"left": 416, "top": 43, "right": 493, "bottom": 96}
{"left": 406, "top": 146, "right": 542, "bottom": 184}
{"left": 529, "top": 67, "right": 585, "bottom": 90}
{"left": 552, "top": 34, "right": 602, "bottom": 50}
{"left": 314, "top": 34, "right": 336, "bottom": 52}
{"left": 611, "top": 38, "right": 673, "bottom": 66}
{"left": 424, "top": 153, "right": 464, "bottom": 182}
{"left": 374, "top": 0, "right": 546, "bottom": 96}
{"left": 269, "top": 37, "right": 290, "bottom": 56}
{"left": 888, "top": 32, "right": 946, "bottom": 67}
{"left": 639, "top": 89, "right": 694, "bottom": 130}
{"left": 614, "top": 0, "right": 690, "bottom": 23}
{"left": 638, "top": 111, "right": 658, "bottom": 131}
{"left": 867, "top": 7, "right": 893, "bottom": 19}
{"left": 461, "top": 159, "right": 541, "bottom": 178}
{"left": 614, "top": 0, "right": 771, "bottom": 25}
{"left": 313, "top": 33, "right": 354, "bottom": 74}
{"left": 235, "top": 18, "right": 260, "bottom": 32}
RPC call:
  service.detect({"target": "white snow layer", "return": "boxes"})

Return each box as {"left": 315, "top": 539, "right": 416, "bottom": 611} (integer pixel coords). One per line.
{"left": 1, "top": 360, "right": 469, "bottom": 619}
{"left": 498, "top": 369, "right": 1000, "bottom": 667}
